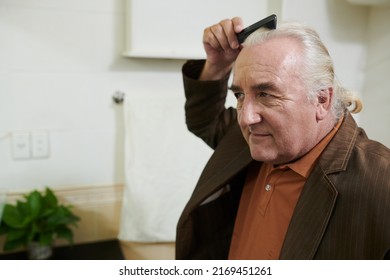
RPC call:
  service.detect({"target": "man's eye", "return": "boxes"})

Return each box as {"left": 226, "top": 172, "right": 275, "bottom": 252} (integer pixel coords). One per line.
{"left": 258, "top": 92, "right": 271, "bottom": 98}
{"left": 234, "top": 92, "right": 244, "bottom": 100}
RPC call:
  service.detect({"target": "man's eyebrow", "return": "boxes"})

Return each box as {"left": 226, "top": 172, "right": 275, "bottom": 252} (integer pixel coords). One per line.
{"left": 253, "top": 82, "right": 278, "bottom": 92}
{"left": 229, "top": 82, "right": 277, "bottom": 92}
{"left": 229, "top": 85, "right": 241, "bottom": 92}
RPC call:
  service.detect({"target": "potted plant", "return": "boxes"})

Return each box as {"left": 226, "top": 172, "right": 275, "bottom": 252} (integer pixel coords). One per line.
{"left": 0, "top": 187, "right": 80, "bottom": 259}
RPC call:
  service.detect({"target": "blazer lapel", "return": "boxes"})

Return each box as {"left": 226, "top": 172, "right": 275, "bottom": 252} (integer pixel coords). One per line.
{"left": 279, "top": 166, "right": 338, "bottom": 259}
{"left": 184, "top": 123, "right": 252, "bottom": 213}
{"left": 280, "top": 113, "right": 359, "bottom": 259}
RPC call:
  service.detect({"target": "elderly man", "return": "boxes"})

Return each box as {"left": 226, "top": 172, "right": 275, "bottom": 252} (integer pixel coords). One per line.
{"left": 176, "top": 17, "right": 390, "bottom": 259}
{"left": 176, "top": 18, "right": 390, "bottom": 259}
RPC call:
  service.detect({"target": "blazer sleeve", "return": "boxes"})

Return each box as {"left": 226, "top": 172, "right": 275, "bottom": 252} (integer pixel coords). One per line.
{"left": 182, "top": 60, "right": 238, "bottom": 149}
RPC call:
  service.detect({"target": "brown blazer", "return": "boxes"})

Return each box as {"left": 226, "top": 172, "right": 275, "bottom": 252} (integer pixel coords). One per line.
{"left": 176, "top": 60, "right": 390, "bottom": 260}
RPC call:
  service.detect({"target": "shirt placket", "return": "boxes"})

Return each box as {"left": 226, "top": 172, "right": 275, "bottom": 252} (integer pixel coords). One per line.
{"left": 258, "top": 168, "right": 286, "bottom": 216}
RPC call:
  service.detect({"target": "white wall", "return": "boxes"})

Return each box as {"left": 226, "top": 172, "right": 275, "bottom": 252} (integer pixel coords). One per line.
{"left": 361, "top": 7, "right": 390, "bottom": 147}
{"left": 0, "top": 0, "right": 187, "bottom": 191}
{"left": 1, "top": 0, "right": 389, "bottom": 194}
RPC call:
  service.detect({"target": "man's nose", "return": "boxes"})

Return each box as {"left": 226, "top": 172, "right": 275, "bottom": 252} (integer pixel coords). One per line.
{"left": 239, "top": 100, "right": 262, "bottom": 126}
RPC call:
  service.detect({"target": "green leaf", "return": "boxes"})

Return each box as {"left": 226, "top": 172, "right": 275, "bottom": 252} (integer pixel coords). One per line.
{"left": 43, "top": 188, "right": 58, "bottom": 209}
{"left": 27, "top": 190, "right": 42, "bottom": 219}
{"left": 4, "top": 228, "right": 27, "bottom": 242}
{"left": 39, "top": 232, "right": 53, "bottom": 246}
{"left": 56, "top": 225, "right": 74, "bottom": 244}
{"left": 46, "top": 206, "right": 79, "bottom": 228}
{"left": 62, "top": 207, "right": 80, "bottom": 225}
{"left": 0, "top": 224, "right": 7, "bottom": 235}
{"left": 2, "top": 204, "right": 27, "bottom": 228}
{"left": 28, "top": 222, "right": 40, "bottom": 243}
{"left": 16, "top": 200, "right": 30, "bottom": 217}
{"left": 46, "top": 208, "right": 64, "bottom": 228}
{"left": 3, "top": 237, "right": 27, "bottom": 251}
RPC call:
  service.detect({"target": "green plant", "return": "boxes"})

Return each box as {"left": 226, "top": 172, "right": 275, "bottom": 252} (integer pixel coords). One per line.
{"left": 0, "top": 187, "right": 80, "bottom": 251}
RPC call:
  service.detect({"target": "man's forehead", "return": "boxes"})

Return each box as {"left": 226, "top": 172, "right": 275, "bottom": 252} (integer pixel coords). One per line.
{"left": 233, "top": 39, "right": 303, "bottom": 79}
{"left": 236, "top": 36, "right": 302, "bottom": 64}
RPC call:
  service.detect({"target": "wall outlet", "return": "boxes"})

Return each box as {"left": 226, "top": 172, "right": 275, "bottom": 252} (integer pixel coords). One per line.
{"left": 12, "top": 132, "right": 31, "bottom": 159}
{"left": 31, "top": 131, "right": 50, "bottom": 158}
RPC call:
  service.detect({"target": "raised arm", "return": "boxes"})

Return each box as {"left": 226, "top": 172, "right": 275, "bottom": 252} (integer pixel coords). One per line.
{"left": 183, "top": 18, "right": 244, "bottom": 149}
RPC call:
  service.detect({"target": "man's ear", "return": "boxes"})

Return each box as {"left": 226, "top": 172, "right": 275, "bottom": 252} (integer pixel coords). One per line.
{"left": 316, "top": 87, "right": 333, "bottom": 121}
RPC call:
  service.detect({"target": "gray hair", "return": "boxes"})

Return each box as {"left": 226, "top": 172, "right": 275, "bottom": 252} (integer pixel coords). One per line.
{"left": 243, "top": 22, "right": 362, "bottom": 119}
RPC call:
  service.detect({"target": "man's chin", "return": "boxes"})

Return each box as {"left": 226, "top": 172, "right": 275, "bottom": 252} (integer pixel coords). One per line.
{"left": 250, "top": 151, "right": 277, "bottom": 164}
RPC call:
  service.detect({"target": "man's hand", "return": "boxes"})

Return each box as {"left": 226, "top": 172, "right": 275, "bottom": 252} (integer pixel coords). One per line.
{"left": 200, "top": 17, "right": 244, "bottom": 81}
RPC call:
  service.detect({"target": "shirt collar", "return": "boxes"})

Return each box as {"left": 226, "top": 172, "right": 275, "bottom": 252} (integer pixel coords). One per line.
{"left": 277, "top": 117, "right": 344, "bottom": 179}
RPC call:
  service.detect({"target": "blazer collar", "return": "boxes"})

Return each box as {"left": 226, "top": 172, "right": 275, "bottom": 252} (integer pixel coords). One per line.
{"left": 280, "top": 112, "right": 360, "bottom": 259}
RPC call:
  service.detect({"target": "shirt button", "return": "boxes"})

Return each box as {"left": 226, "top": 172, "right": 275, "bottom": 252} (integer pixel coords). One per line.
{"left": 265, "top": 184, "right": 272, "bottom": 192}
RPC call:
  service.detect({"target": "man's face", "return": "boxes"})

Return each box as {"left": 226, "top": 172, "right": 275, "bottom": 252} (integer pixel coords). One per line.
{"left": 232, "top": 37, "right": 321, "bottom": 165}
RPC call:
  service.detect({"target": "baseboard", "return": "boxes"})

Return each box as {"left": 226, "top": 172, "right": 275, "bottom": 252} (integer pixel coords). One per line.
{"left": 120, "top": 241, "right": 175, "bottom": 260}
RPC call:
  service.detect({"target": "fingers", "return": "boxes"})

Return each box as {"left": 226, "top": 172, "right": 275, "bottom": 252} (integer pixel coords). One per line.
{"left": 200, "top": 17, "right": 244, "bottom": 80}
{"left": 231, "top": 17, "right": 244, "bottom": 33}
{"left": 203, "top": 17, "right": 244, "bottom": 52}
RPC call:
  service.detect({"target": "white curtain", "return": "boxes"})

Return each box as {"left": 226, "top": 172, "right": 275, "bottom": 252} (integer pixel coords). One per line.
{"left": 118, "top": 75, "right": 212, "bottom": 242}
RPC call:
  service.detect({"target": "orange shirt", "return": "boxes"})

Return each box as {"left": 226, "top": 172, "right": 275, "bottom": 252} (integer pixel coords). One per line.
{"left": 228, "top": 119, "right": 343, "bottom": 259}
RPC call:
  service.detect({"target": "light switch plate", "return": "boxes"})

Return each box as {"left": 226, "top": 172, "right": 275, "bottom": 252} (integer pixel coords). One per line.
{"left": 12, "top": 132, "right": 31, "bottom": 159}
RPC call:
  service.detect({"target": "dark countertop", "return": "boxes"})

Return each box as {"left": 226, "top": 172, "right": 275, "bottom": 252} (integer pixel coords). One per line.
{"left": 0, "top": 239, "right": 125, "bottom": 260}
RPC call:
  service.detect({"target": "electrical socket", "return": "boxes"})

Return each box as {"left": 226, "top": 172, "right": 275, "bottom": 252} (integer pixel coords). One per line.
{"left": 31, "top": 131, "right": 50, "bottom": 158}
